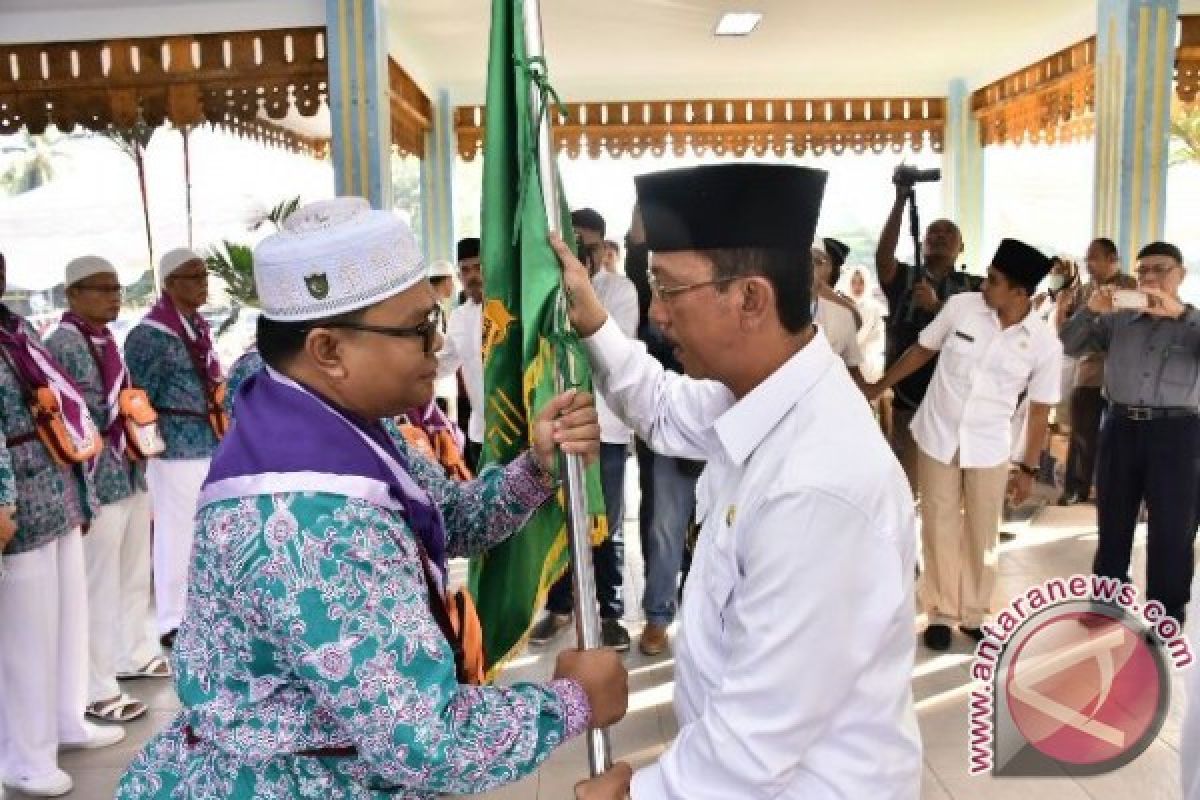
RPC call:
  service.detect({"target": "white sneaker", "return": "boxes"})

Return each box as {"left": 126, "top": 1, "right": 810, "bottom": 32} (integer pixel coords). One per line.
{"left": 60, "top": 720, "right": 126, "bottom": 750}
{"left": 4, "top": 768, "right": 73, "bottom": 797}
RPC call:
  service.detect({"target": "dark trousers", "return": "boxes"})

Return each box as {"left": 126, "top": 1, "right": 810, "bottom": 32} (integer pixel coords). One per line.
{"left": 1093, "top": 414, "right": 1200, "bottom": 624}
{"left": 547, "top": 443, "right": 627, "bottom": 619}
{"left": 465, "top": 440, "right": 482, "bottom": 473}
{"left": 1064, "top": 387, "right": 1107, "bottom": 498}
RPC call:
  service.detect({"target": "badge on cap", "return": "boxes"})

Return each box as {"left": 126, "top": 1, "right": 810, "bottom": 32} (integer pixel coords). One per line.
{"left": 305, "top": 273, "right": 330, "bottom": 300}
{"left": 726, "top": 505, "right": 737, "bottom": 527}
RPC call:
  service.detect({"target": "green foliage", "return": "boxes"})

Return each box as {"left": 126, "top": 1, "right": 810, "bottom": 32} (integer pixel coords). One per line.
{"left": 1170, "top": 104, "right": 1200, "bottom": 167}
{"left": 206, "top": 241, "right": 257, "bottom": 308}
{"left": 205, "top": 195, "right": 301, "bottom": 335}
{"left": 0, "top": 130, "right": 76, "bottom": 195}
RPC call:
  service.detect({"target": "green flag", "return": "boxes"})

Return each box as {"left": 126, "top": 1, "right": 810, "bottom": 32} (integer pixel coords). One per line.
{"left": 467, "top": 0, "right": 607, "bottom": 679}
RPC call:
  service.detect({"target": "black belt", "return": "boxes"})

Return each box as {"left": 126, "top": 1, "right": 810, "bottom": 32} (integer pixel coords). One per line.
{"left": 1111, "top": 404, "right": 1199, "bottom": 421}
{"left": 157, "top": 407, "right": 207, "bottom": 419}
{"left": 183, "top": 725, "right": 357, "bottom": 759}
{"left": 5, "top": 431, "right": 38, "bottom": 448}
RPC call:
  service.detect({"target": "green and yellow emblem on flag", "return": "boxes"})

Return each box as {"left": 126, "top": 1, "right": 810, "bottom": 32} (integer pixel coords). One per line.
{"left": 467, "top": 0, "right": 608, "bottom": 680}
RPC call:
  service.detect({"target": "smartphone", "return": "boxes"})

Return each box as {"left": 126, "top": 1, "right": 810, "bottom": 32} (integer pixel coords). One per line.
{"left": 1112, "top": 289, "right": 1149, "bottom": 311}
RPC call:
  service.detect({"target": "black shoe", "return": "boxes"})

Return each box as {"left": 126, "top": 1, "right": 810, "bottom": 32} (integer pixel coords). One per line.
{"left": 529, "top": 613, "right": 572, "bottom": 646}
{"left": 922, "top": 624, "right": 952, "bottom": 651}
{"left": 601, "top": 619, "right": 631, "bottom": 653}
{"left": 959, "top": 626, "right": 986, "bottom": 643}
{"left": 1057, "top": 491, "right": 1084, "bottom": 507}
{"left": 159, "top": 629, "right": 178, "bottom": 649}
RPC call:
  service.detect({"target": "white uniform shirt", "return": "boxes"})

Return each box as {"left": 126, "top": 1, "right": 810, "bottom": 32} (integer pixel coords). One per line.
{"left": 911, "top": 293, "right": 1063, "bottom": 468}
{"left": 435, "top": 299, "right": 484, "bottom": 443}
{"left": 591, "top": 270, "right": 638, "bottom": 444}
{"left": 814, "top": 297, "right": 863, "bottom": 369}
{"left": 585, "top": 319, "right": 921, "bottom": 800}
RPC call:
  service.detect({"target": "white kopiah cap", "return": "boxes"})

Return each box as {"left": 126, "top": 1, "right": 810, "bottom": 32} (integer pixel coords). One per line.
{"left": 159, "top": 247, "right": 203, "bottom": 286}
{"left": 253, "top": 197, "right": 426, "bottom": 322}
{"left": 428, "top": 260, "right": 456, "bottom": 279}
{"left": 65, "top": 255, "right": 117, "bottom": 287}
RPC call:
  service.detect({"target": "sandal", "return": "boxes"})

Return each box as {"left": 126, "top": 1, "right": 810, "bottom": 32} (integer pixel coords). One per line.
{"left": 118, "top": 655, "right": 172, "bottom": 680}
{"left": 85, "top": 693, "right": 147, "bottom": 723}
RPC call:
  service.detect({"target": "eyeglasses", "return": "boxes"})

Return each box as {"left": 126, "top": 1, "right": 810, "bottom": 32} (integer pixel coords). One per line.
{"left": 1135, "top": 264, "right": 1179, "bottom": 277}
{"left": 318, "top": 305, "right": 443, "bottom": 354}
{"left": 74, "top": 284, "right": 124, "bottom": 296}
{"left": 647, "top": 272, "right": 738, "bottom": 301}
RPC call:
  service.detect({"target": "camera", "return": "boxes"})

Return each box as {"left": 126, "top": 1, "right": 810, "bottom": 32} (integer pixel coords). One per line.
{"left": 893, "top": 165, "right": 942, "bottom": 188}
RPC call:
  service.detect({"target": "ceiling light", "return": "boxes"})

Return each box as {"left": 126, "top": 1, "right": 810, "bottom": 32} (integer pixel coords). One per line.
{"left": 715, "top": 11, "right": 763, "bottom": 37}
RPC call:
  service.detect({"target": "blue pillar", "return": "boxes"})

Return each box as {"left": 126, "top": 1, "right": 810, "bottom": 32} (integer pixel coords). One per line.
{"left": 326, "top": 0, "right": 392, "bottom": 209}
{"left": 1093, "top": 0, "right": 1179, "bottom": 261}
{"left": 420, "top": 89, "right": 457, "bottom": 263}
{"left": 942, "top": 78, "right": 986, "bottom": 272}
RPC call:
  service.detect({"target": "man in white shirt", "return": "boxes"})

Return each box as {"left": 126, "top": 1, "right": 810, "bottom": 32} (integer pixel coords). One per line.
{"left": 531, "top": 209, "right": 640, "bottom": 651}
{"left": 556, "top": 164, "right": 921, "bottom": 800}
{"left": 869, "top": 239, "right": 1063, "bottom": 652}
{"left": 812, "top": 239, "right": 867, "bottom": 386}
{"left": 436, "top": 238, "right": 484, "bottom": 468}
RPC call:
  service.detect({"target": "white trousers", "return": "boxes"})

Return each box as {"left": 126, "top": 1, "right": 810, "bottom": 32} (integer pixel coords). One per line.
{"left": 146, "top": 458, "right": 210, "bottom": 635}
{"left": 84, "top": 490, "right": 159, "bottom": 703}
{"left": 0, "top": 530, "right": 91, "bottom": 781}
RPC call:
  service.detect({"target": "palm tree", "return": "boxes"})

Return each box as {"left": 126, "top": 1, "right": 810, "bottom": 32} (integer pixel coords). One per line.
{"left": 0, "top": 130, "right": 77, "bottom": 195}
{"left": 1170, "top": 104, "right": 1200, "bottom": 167}
{"left": 205, "top": 197, "right": 300, "bottom": 336}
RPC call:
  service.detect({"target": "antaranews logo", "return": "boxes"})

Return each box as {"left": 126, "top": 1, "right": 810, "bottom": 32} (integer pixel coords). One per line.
{"left": 968, "top": 574, "right": 1193, "bottom": 777}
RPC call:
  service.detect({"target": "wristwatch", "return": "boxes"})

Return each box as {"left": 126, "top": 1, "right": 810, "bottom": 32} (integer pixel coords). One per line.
{"left": 1015, "top": 462, "right": 1039, "bottom": 477}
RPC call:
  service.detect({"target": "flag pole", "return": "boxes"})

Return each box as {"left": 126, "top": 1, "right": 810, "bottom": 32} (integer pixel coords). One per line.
{"left": 522, "top": 0, "right": 613, "bottom": 778}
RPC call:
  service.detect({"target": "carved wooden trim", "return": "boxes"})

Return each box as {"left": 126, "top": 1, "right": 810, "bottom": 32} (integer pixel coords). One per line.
{"left": 388, "top": 59, "right": 432, "bottom": 159}
{"left": 455, "top": 97, "right": 945, "bottom": 161}
{"left": 1178, "top": 15, "right": 1200, "bottom": 105}
{"left": 0, "top": 28, "right": 330, "bottom": 153}
{"left": 971, "top": 37, "right": 1096, "bottom": 146}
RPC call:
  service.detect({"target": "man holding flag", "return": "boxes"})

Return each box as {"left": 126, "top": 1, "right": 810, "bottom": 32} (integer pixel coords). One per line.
{"left": 552, "top": 163, "right": 922, "bottom": 799}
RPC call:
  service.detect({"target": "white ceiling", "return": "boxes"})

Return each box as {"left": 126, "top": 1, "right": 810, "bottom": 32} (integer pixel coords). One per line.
{"left": 391, "top": 0, "right": 1113, "bottom": 104}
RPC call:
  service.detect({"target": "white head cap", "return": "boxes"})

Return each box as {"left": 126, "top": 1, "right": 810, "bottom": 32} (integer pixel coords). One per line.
{"left": 65, "top": 255, "right": 117, "bottom": 287}
{"left": 253, "top": 197, "right": 426, "bottom": 322}
{"left": 159, "top": 247, "right": 203, "bottom": 287}
{"left": 428, "top": 260, "right": 456, "bottom": 279}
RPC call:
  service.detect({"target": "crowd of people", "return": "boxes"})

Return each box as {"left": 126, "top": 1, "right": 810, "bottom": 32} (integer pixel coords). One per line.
{"left": 0, "top": 161, "right": 1196, "bottom": 799}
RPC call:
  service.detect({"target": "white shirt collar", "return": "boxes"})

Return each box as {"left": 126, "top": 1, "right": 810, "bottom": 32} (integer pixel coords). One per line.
{"left": 713, "top": 331, "right": 837, "bottom": 467}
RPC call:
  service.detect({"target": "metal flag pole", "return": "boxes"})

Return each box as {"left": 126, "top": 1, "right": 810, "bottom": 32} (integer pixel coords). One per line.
{"left": 522, "top": 0, "right": 613, "bottom": 778}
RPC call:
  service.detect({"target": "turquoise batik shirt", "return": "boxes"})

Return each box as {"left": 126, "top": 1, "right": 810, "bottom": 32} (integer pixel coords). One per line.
{"left": 124, "top": 322, "right": 219, "bottom": 460}
{"left": 45, "top": 325, "right": 147, "bottom": 506}
{"left": 223, "top": 348, "right": 262, "bottom": 417}
{"left": 0, "top": 317, "right": 95, "bottom": 556}
{"left": 116, "top": 444, "right": 590, "bottom": 799}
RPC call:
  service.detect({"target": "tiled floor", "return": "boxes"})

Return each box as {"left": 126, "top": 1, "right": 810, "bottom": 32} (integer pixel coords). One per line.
{"left": 10, "top": 482, "right": 1196, "bottom": 800}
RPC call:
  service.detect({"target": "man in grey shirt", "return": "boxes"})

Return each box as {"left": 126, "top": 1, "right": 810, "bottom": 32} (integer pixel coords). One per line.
{"left": 1060, "top": 241, "right": 1200, "bottom": 625}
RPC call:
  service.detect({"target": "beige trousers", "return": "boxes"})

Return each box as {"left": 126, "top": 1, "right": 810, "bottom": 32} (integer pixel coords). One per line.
{"left": 890, "top": 407, "right": 919, "bottom": 502}
{"left": 917, "top": 448, "right": 1010, "bottom": 628}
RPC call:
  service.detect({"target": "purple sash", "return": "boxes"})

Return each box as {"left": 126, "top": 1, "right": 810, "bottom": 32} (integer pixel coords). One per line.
{"left": 143, "top": 294, "right": 222, "bottom": 385}
{"left": 0, "top": 306, "right": 99, "bottom": 465}
{"left": 200, "top": 366, "right": 448, "bottom": 576}
{"left": 59, "top": 312, "right": 128, "bottom": 455}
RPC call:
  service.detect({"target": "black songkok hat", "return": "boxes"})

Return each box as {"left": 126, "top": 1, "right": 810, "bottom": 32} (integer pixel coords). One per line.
{"left": 457, "top": 237, "right": 480, "bottom": 262}
{"left": 991, "top": 238, "right": 1053, "bottom": 294}
{"left": 1137, "top": 241, "right": 1183, "bottom": 263}
{"left": 634, "top": 164, "right": 827, "bottom": 253}
{"left": 823, "top": 237, "right": 850, "bottom": 269}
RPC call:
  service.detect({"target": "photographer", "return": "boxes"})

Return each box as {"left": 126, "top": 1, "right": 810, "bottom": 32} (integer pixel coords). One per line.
{"left": 1060, "top": 241, "right": 1200, "bottom": 627}
{"left": 876, "top": 169, "right": 980, "bottom": 493}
